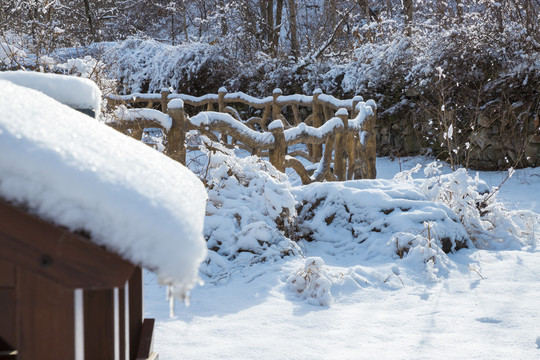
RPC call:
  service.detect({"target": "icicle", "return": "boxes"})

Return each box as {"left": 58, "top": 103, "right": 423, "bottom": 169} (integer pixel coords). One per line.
{"left": 167, "top": 285, "right": 175, "bottom": 318}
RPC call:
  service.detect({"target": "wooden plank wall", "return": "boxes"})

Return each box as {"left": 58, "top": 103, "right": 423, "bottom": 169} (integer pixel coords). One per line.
{"left": 0, "top": 263, "right": 148, "bottom": 360}
{"left": 17, "top": 268, "right": 75, "bottom": 359}
{"left": 0, "top": 199, "right": 152, "bottom": 359}
{"left": 129, "top": 268, "right": 143, "bottom": 358}
{"left": 0, "top": 260, "right": 16, "bottom": 355}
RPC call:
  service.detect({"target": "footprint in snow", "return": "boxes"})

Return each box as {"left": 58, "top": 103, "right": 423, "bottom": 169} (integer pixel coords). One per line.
{"left": 475, "top": 317, "right": 502, "bottom": 324}
{"left": 536, "top": 337, "right": 540, "bottom": 349}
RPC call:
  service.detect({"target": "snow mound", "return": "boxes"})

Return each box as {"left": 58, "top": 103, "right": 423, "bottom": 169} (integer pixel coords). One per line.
{"left": 293, "top": 179, "right": 469, "bottom": 280}
{"left": 290, "top": 163, "right": 538, "bottom": 283}
{"left": 0, "top": 70, "right": 101, "bottom": 117}
{"left": 294, "top": 179, "right": 470, "bottom": 254}
{"left": 185, "top": 136, "right": 536, "bottom": 286}
{"left": 194, "top": 138, "right": 299, "bottom": 279}
{"left": 287, "top": 257, "right": 333, "bottom": 306}
{"left": 0, "top": 80, "right": 207, "bottom": 299}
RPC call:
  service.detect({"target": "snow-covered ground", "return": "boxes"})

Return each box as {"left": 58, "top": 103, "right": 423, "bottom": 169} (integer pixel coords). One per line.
{"left": 145, "top": 156, "right": 540, "bottom": 360}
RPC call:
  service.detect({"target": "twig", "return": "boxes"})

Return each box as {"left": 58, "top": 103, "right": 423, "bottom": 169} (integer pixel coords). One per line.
{"left": 311, "top": 4, "right": 358, "bottom": 60}
{"left": 468, "top": 265, "right": 485, "bottom": 280}
{"left": 295, "top": 3, "right": 358, "bottom": 73}
{"left": 384, "top": 273, "right": 404, "bottom": 286}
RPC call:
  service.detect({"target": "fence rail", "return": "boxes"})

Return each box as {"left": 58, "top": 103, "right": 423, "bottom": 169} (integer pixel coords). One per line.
{"left": 106, "top": 88, "right": 377, "bottom": 184}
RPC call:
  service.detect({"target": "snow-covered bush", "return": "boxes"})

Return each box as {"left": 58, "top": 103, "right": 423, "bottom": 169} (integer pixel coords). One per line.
{"left": 393, "top": 221, "right": 454, "bottom": 282}
{"left": 58, "top": 55, "right": 103, "bottom": 78}
{"left": 192, "top": 138, "right": 299, "bottom": 278}
{"left": 290, "top": 162, "right": 538, "bottom": 280}
{"left": 325, "top": 21, "right": 413, "bottom": 98}
{"left": 287, "top": 257, "right": 333, "bottom": 306}
{"left": 0, "top": 41, "right": 27, "bottom": 70}
{"left": 107, "top": 38, "right": 237, "bottom": 95}
{"left": 0, "top": 31, "right": 115, "bottom": 112}
{"left": 56, "top": 55, "right": 116, "bottom": 97}
{"left": 292, "top": 178, "right": 472, "bottom": 280}
{"left": 394, "top": 162, "right": 540, "bottom": 250}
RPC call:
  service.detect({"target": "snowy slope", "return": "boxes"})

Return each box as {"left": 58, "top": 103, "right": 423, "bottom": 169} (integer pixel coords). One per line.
{"left": 145, "top": 157, "right": 540, "bottom": 359}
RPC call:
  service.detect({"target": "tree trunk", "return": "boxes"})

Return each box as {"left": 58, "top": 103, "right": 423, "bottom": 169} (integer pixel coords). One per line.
{"left": 325, "top": 0, "right": 336, "bottom": 29}
{"left": 287, "top": 0, "right": 298, "bottom": 58}
{"left": 218, "top": 0, "right": 228, "bottom": 36}
{"left": 171, "top": 6, "right": 175, "bottom": 45}
{"left": 357, "top": 0, "right": 379, "bottom": 22}
{"left": 183, "top": 10, "right": 189, "bottom": 41}
{"left": 403, "top": 0, "right": 413, "bottom": 35}
{"left": 83, "top": 0, "right": 99, "bottom": 42}
{"left": 259, "top": 0, "right": 266, "bottom": 31}
{"left": 266, "top": 0, "right": 274, "bottom": 52}
{"left": 456, "top": 0, "right": 463, "bottom": 21}
{"left": 273, "top": 0, "right": 283, "bottom": 57}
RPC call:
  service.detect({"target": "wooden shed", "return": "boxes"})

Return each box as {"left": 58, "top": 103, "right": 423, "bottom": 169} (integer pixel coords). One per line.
{"left": 0, "top": 199, "right": 157, "bottom": 360}
{"left": 0, "top": 76, "right": 208, "bottom": 360}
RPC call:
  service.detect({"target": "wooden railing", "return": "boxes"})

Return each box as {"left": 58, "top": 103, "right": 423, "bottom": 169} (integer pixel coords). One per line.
{"left": 106, "top": 88, "right": 377, "bottom": 184}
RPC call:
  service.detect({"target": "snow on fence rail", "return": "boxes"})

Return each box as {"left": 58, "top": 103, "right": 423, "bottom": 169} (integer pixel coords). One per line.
{"left": 106, "top": 88, "right": 377, "bottom": 183}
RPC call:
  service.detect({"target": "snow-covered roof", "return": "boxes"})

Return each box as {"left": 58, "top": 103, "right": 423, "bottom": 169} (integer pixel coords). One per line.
{"left": 0, "top": 70, "right": 102, "bottom": 117}
{"left": 0, "top": 80, "right": 208, "bottom": 298}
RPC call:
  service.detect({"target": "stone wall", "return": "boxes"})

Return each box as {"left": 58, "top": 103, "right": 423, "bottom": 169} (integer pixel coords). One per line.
{"left": 375, "top": 111, "right": 540, "bottom": 170}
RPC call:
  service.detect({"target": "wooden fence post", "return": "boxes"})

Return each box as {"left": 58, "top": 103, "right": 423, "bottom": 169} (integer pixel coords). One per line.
{"left": 334, "top": 108, "right": 349, "bottom": 181}
{"left": 261, "top": 106, "right": 271, "bottom": 128}
{"left": 364, "top": 102, "right": 377, "bottom": 179}
{"left": 218, "top": 87, "right": 227, "bottom": 113}
{"left": 357, "top": 101, "right": 377, "bottom": 179}
{"left": 272, "top": 88, "right": 282, "bottom": 121}
{"left": 322, "top": 90, "right": 333, "bottom": 123}
{"left": 268, "top": 120, "right": 286, "bottom": 172}
{"left": 292, "top": 104, "right": 301, "bottom": 125}
{"left": 348, "top": 96, "right": 363, "bottom": 180}
{"left": 352, "top": 96, "right": 363, "bottom": 118}
{"left": 346, "top": 130, "right": 356, "bottom": 180}
{"left": 167, "top": 99, "right": 186, "bottom": 165}
{"left": 314, "top": 135, "right": 337, "bottom": 182}
{"left": 218, "top": 87, "right": 228, "bottom": 144}
{"left": 161, "top": 88, "right": 170, "bottom": 112}
{"left": 312, "top": 89, "right": 323, "bottom": 161}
